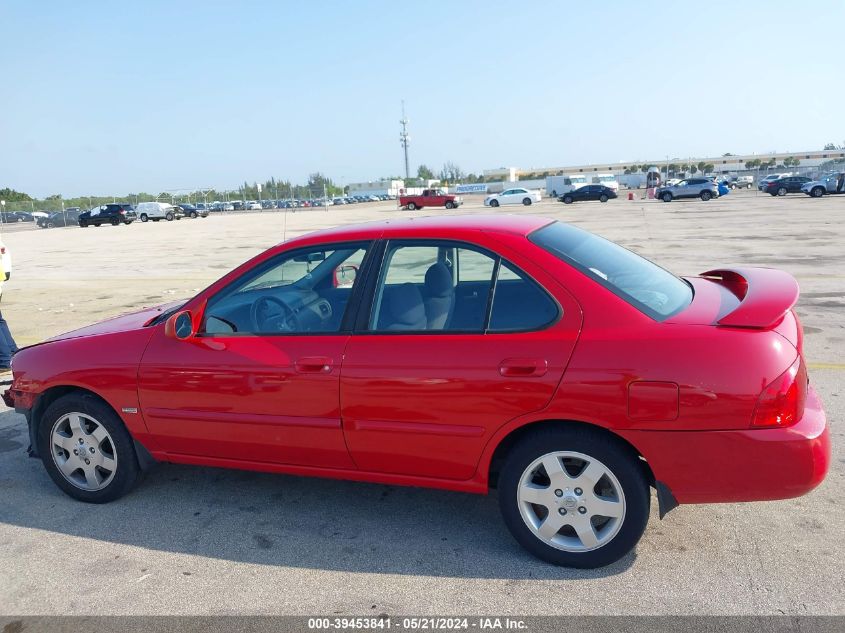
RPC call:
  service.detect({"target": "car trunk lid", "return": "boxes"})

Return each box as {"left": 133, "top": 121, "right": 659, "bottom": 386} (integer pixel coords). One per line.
{"left": 667, "top": 267, "right": 802, "bottom": 351}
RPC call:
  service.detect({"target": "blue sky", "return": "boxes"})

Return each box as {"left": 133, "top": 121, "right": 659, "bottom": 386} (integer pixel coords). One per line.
{"left": 2, "top": 0, "right": 844, "bottom": 197}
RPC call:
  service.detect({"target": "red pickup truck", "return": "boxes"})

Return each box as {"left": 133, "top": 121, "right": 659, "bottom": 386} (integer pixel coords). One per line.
{"left": 399, "top": 189, "right": 462, "bottom": 210}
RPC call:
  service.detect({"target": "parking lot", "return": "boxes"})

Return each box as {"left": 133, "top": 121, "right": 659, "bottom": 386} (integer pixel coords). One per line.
{"left": 0, "top": 190, "right": 842, "bottom": 615}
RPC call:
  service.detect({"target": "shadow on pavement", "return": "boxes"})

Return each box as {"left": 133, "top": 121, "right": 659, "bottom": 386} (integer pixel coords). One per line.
{"left": 0, "top": 410, "right": 636, "bottom": 580}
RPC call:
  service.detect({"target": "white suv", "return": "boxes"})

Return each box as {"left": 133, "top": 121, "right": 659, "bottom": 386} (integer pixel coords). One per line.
{"left": 135, "top": 202, "right": 183, "bottom": 222}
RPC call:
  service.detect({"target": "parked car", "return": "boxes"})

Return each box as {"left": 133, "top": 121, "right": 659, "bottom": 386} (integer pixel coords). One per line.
{"left": 1, "top": 211, "right": 34, "bottom": 223}
{"left": 3, "top": 215, "right": 829, "bottom": 569}
{"left": 246, "top": 201, "right": 262, "bottom": 211}
{"left": 763, "top": 176, "right": 811, "bottom": 196}
{"left": 135, "top": 202, "right": 183, "bottom": 222}
{"left": 78, "top": 204, "right": 137, "bottom": 227}
{"left": 177, "top": 204, "right": 208, "bottom": 219}
{"left": 484, "top": 188, "right": 542, "bottom": 207}
{"left": 559, "top": 185, "right": 617, "bottom": 204}
{"left": 801, "top": 172, "right": 845, "bottom": 197}
{"left": 758, "top": 173, "right": 790, "bottom": 191}
{"left": 400, "top": 189, "right": 463, "bottom": 210}
{"left": 655, "top": 178, "right": 719, "bottom": 202}
{"left": 37, "top": 210, "right": 81, "bottom": 229}
{"left": 730, "top": 176, "right": 754, "bottom": 190}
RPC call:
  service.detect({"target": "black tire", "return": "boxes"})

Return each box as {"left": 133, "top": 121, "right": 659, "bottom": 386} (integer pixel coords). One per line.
{"left": 700, "top": 190, "right": 712, "bottom": 201}
{"left": 445, "top": 201, "right": 455, "bottom": 209}
{"left": 79, "top": 221, "right": 88, "bottom": 228}
{"left": 165, "top": 212, "right": 174, "bottom": 221}
{"left": 47, "top": 222, "right": 55, "bottom": 228}
{"left": 37, "top": 393, "right": 142, "bottom": 504}
{"left": 777, "top": 187, "right": 787, "bottom": 197}
{"left": 110, "top": 217, "right": 119, "bottom": 226}
{"left": 140, "top": 214, "right": 148, "bottom": 222}
{"left": 811, "top": 187, "right": 824, "bottom": 198}
{"left": 746, "top": 184, "right": 752, "bottom": 189}
{"left": 190, "top": 211, "right": 198, "bottom": 218}
{"left": 599, "top": 194, "right": 609, "bottom": 203}
{"left": 563, "top": 195, "right": 573, "bottom": 204}
{"left": 490, "top": 199, "right": 499, "bottom": 208}
{"left": 522, "top": 197, "right": 532, "bottom": 206}
{"left": 407, "top": 202, "right": 417, "bottom": 210}
{"left": 498, "top": 426, "right": 650, "bottom": 568}
{"left": 661, "top": 192, "right": 672, "bottom": 202}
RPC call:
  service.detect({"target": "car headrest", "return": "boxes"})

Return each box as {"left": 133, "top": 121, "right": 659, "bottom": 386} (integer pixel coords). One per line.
{"left": 425, "top": 263, "right": 453, "bottom": 298}
{"left": 388, "top": 283, "right": 425, "bottom": 325}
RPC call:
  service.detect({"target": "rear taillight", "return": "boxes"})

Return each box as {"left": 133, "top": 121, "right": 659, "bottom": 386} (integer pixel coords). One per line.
{"left": 751, "top": 356, "right": 807, "bottom": 428}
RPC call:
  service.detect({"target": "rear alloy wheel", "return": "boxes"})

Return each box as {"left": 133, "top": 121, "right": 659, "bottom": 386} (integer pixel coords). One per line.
{"left": 777, "top": 187, "right": 788, "bottom": 196}
{"left": 110, "top": 217, "right": 120, "bottom": 226}
{"left": 165, "top": 212, "right": 174, "bottom": 221}
{"left": 563, "top": 195, "right": 573, "bottom": 204}
{"left": 39, "top": 394, "right": 141, "bottom": 503}
{"left": 190, "top": 211, "right": 198, "bottom": 218}
{"left": 445, "top": 201, "right": 455, "bottom": 209}
{"left": 661, "top": 192, "right": 673, "bottom": 202}
{"left": 407, "top": 202, "right": 417, "bottom": 211}
{"left": 498, "top": 428, "right": 649, "bottom": 568}
{"left": 700, "top": 190, "right": 712, "bottom": 201}
{"left": 140, "top": 214, "right": 148, "bottom": 222}
{"left": 811, "top": 187, "right": 824, "bottom": 198}
{"left": 490, "top": 199, "right": 500, "bottom": 208}
{"left": 47, "top": 221, "right": 55, "bottom": 228}
{"left": 523, "top": 197, "right": 532, "bottom": 206}
{"left": 599, "top": 194, "right": 609, "bottom": 202}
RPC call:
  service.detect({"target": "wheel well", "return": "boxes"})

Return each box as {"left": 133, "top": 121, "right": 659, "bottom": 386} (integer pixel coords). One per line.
{"left": 31, "top": 386, "right": 116, "bottom": 440}
{"left": 486, "top": 419, "right": 655, "bottom": 490}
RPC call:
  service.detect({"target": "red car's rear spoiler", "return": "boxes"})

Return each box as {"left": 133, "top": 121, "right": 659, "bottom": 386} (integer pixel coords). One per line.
{"left": 701, "top": 267, "right": 799, "bottom": 329}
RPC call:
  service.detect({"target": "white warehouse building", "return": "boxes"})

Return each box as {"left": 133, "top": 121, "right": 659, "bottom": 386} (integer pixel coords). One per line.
{"left": 347, "top": 179, "right": 404, "bottom": 197}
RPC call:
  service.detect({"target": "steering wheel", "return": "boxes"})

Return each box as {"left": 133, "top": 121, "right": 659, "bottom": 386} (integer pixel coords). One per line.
{"left": 250, "top": 295, "right": 301, "bottom": 332}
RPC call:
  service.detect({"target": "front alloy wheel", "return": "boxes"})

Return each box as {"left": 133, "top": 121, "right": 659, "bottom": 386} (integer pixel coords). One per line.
{"left": 39, "top": 394, "right": 141, "bottom": 503}
{"left": 498, "top": 428, "right": 649, "bottom": 568}
{"left": 51, "top": 413, "right": 118, "bottom": 491}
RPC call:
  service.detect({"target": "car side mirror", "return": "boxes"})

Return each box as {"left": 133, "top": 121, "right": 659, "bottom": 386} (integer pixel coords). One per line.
{"left": 333, "top": 263, "right": 359, "bottom": 288}
{"left": 165, "top": 310, "right": 195, "bottom": 340}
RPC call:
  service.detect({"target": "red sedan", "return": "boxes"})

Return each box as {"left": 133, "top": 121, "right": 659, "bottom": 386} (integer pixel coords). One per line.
{"left": 4, "top": 215, "right": 829, "bottom": 568}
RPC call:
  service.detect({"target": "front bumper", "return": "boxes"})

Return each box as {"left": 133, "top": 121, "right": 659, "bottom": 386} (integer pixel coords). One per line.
{"left": 619, "top": 385, "right": 829, "bottom": 504}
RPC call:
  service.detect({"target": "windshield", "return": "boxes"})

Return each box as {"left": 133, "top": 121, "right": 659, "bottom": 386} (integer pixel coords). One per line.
{"left": 529, "top": 222, "right": 693, "bottom": 320}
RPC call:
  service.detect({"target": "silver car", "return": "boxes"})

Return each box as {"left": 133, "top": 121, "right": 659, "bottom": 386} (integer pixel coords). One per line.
{"left": 655, "top": 178, "right": 719, "bottom": 202}
{"left": 801, "top": 172, "right": 845, "bottom": 197}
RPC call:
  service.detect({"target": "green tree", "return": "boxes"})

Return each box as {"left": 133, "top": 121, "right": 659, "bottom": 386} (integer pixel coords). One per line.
{"left": 439, "top": 162, "right": 464, "bottom": 182}
{"left": 0, "top": 188, "right": 32, "bottom": 202}
{"left": 417, "top": 164, "right": 435, "bottom": 180}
